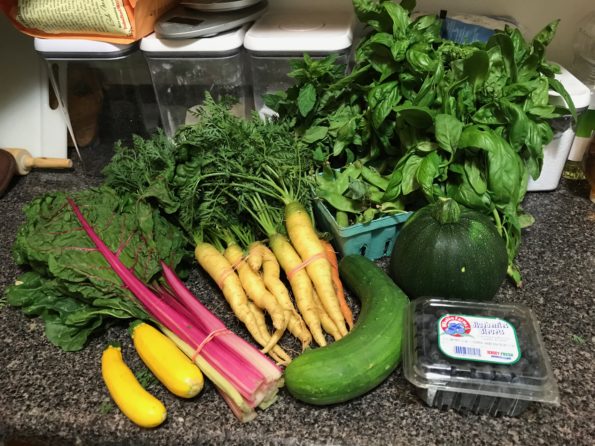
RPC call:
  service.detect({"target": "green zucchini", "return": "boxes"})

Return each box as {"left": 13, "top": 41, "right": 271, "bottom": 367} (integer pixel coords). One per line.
{"left": 389, "top": 198, "right": 508, "bottom": 301}
{"left": 284, "top": 255, "right": 409, "bottom": 405}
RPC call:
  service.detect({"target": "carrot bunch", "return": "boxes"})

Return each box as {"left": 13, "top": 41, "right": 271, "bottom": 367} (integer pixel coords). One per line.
{"left": 192, "top": 209, "right": 352, "bottom": 364}
{"left": 181, "top": 158, "right": 355, "bottom": 362}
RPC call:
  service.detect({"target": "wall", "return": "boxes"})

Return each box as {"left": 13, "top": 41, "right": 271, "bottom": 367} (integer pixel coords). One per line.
{"left": 268, "top": 0, "right": 594, "bottom": 68}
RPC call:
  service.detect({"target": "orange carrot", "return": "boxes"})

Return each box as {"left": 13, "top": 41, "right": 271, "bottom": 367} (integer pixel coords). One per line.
{"left": 284, "top": 202, "right": 348, "bottom": 336}
{"left": 322, "top": 240, "right": 353, "bottom": 330}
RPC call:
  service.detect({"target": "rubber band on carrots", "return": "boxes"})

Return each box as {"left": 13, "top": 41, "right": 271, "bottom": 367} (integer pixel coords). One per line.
{"left": 286, "top": 252, "right": 328, "bottom": 281}
{"left": 216, "top": 255, "right": 250, "bottom": 289}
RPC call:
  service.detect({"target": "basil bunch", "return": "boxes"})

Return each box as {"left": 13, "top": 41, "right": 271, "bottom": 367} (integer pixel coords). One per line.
{"left": 266, "top": 0, "right": 575, "bottom": 284}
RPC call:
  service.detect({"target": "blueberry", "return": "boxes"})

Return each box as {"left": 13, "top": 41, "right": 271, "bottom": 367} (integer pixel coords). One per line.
{"left": 471, "top": 366, "right": 494, "bottom": 380}
{"left": 451, "top": 366, "right": 471, "bottom": 378}
{"left": 506, "top": 316, "right": 521, "bottom": 329}
{"left": 435, "top": 308, "right": 450, "bottom": 318}
{"left": 418, "top": 313, "right": 436, "bottom": 328}
{"left": 493, "top": 370, "right": 513, "bottom": 382}
{"left": 516, "top": 358, "right": 530, "bottom": 372}
{"left": 426, "top": 329, "right": 438, "bottom": 342}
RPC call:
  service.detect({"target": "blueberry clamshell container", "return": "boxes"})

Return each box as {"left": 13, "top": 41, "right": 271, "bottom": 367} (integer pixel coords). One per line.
{"left": 402, "top": 297, "right": 559, "bottom": 416}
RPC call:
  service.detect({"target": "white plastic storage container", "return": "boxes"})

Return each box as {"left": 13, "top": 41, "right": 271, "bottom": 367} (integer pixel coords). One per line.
{"left": 243, "top": 10, "right": 355, "bottom": 117}
{"left": 527, "top": 66, "right": 591, "bottom": 191}
{"left": 34, "top": 38, "right": 159, "bottom": 150}
{"left": 403, "top": 298, "right": 559, "bottom": 417}
{"left": 141, "top": 26, "right": 252, "bottom": 137}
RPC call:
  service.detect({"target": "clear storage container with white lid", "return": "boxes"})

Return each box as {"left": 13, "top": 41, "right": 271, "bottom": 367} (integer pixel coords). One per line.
{"left": 141, "top": 25, "right": 251, "bottom": 137}
{"left": 34, "top": 38, "right": 159, "bottom": 151}
{"left": 403, "top": 297, "right": 559, "bottom": 417}
{"left": 243, "top": 10, "right": 355, "bottom": 117}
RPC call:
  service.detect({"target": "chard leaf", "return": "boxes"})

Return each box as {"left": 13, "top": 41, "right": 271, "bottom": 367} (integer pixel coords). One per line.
{"left": 45, "top": 314, "right": 104, "bottom": 352}
{"left": 7, "top": 187, "right": 189, "bottom": 351}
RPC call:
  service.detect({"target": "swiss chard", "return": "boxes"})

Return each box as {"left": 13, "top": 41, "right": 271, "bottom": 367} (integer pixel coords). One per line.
{"left": 6, "top": 187, "right": 189, "bottom": 351}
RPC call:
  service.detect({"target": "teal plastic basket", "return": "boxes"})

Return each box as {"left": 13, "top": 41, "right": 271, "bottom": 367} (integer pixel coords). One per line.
{"left": 313, "top": 200, "right": 412, "bottom": 260}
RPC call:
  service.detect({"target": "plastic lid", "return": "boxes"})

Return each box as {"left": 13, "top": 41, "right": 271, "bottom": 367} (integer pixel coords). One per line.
{"left": 550, "top": 65, "right": 592, "bottom": 109}
{"left": 34, "top": 38, "right": 137, "bottom": 60}
{"left": 140, "top": 25, "right": 247, "bottom": 55}
{"left": 243, "top": 11, "right": 354, "bottom": 53}
{"left": 403, "top": 298, "right": 559, "bottom": 405}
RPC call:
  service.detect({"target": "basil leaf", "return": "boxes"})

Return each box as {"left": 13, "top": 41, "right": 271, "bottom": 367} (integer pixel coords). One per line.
{"left": 463, "top": 158, "right": 487, "bottom": 195}
{"left": 401, "top": 154, "right": 424, "bottom": 195}
{"left": 303, "top": 125, "right": 329, "bottom": 143}
{"left": 500, "top": 100, "right": 529, "bottom": 151}
{"left": 487, "top": 33, "right": 517, "bottom": 82}
{"left": 463, "top": 50, "right": 490, "bottom": 92}
{"left": 368, "top": 81, "right": 402, "bottom": 128}
{"left": 298, "top": 83, "right": 317, "bottom": 117}
{"left": 473, "top": 104, "right": 506, "bottom": 125}
{"left": 317, "top": 188, "right": 364, "bottom": 214}
{"left": 533, "top": 20, "right": 560, "bottom": 48}
{"left": 548, "top": 77, "right": 577, "bottom": 119}
{"left": 395, "top": 105, "right": 434, "bottom": 129}
{"left": 416, "top": 151, "right": 441, "bottom": 200}
{"left": 459, "top": 125, "right": 523, "bottom": 206}
{"left": 435, "top": 114, "right": 463, "bottom": 153}
{"left": 384, "top": 1, "right": 410, "bottom": 36}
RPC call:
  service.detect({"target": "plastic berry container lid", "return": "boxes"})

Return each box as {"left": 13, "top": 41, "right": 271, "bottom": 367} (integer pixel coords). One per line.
{"left": 402, "top": 297, "right": 559, "bottom": 415}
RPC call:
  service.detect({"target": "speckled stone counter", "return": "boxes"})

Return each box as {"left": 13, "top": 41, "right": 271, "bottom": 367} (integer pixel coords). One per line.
{"left": 1, "top": 147, "right": 594, "bottom": 446}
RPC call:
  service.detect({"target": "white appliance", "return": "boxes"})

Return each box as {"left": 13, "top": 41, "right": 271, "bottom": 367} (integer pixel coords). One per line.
{"left": 0, "top": 16, "right": 67, "bottom": 159}
{"left": 527, "top": 66, "right": 592, "bottom": 191}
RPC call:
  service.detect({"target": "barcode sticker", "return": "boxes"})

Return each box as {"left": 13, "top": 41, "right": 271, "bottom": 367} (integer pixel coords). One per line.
{"left": 438, "top": 314, "right": 520, "bottom": 364}
{"left": 454, "top": 346, "right": 481, "bottom": 356}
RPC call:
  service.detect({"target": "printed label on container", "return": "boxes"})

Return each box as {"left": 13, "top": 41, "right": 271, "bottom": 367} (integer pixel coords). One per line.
{"left": 437, "top": 314, "right": 521, "bottom": 364}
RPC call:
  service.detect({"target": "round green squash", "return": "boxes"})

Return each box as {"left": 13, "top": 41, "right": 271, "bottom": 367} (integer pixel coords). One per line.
{"left": 389, "top": 198, "right": 507, "bottom": 301}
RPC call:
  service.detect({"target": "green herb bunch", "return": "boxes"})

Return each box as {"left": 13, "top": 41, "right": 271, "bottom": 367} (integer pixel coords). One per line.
{"left": 266, "top": 0, "right": 576, "bottom": 284}
{"left": 104, "top": 95, "right": 315, "bottom": 242}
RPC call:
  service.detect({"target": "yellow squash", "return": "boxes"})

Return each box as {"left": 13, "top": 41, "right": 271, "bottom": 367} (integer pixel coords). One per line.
{"left": 101, "top": 344, "right": 167, "bottom": 428}
{"left": 131, "top": 322, "right": 204, "bottom": 398}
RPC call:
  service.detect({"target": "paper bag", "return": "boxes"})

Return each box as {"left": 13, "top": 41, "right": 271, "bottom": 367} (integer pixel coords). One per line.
{"left": 0, "top": 0, "right": 176, "bottom": 43}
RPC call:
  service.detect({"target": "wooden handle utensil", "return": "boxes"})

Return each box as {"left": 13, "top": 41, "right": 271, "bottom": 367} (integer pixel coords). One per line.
{"left": 3, "top": 148, "right": 73, "bottom": 175}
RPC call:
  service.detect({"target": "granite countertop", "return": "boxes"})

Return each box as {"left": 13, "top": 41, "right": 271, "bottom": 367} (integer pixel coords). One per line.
{"left": 0, "top": 146, "right": 594, "bottom": 446}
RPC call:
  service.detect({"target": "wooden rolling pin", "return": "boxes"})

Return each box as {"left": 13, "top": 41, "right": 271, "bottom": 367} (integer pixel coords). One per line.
{"left": 3, "top": 148, "right": 73, "bottom": 175}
